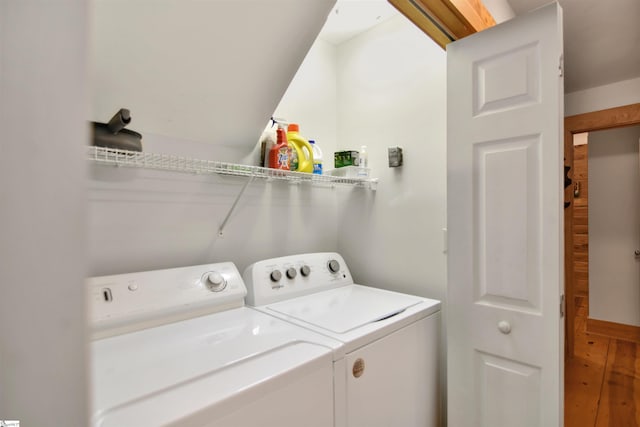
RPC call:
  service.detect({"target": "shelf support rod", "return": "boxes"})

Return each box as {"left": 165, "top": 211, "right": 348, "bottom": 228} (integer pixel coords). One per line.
{"left": 218, "top": 175, "right": 255, "bottom": 237}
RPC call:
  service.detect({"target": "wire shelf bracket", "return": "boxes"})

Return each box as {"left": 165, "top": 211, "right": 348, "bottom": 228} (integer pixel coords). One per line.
{"left": 218, "top": 175, "right": 255, "bottom": 237}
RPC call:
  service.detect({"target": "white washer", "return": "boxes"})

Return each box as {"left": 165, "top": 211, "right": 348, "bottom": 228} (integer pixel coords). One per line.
{"left": 89, "top": 262, "right": 341, "bottom": 427}
{"left": 243, "top": 252, "right": 442, "bottom": 427}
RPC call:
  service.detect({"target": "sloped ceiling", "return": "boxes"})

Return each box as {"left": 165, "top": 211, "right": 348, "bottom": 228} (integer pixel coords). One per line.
{"left": 319, "top": 0, "right": 399, "bottom": 45}
{"left": 508, "top": 0, "right": 640, "bottom": 93}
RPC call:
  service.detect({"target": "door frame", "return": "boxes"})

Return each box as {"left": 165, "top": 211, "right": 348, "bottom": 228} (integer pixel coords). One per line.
{"left": 564, "top": 102, "right": 640, "bottom": 357}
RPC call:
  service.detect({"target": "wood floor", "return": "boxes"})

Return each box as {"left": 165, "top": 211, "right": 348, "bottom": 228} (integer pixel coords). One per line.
{"left": 565, "top": 296, "right": 640, "bottom": 427}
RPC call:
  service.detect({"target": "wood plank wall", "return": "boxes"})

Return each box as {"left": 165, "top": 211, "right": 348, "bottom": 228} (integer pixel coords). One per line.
{"left": 573, "top": 143, "right": 589, "bottom": 297}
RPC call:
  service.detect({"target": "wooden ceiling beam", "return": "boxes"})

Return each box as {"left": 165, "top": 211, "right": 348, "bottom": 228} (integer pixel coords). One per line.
{"left": 388, "top": 0, "right": 496, "bottom": 49}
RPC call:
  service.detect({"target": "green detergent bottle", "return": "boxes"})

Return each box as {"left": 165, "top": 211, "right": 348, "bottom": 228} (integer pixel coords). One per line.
{"left": 287, "top": 123, "right": 314, "bottom": 173}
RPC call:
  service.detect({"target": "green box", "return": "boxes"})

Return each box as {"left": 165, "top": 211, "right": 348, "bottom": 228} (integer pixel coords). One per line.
{"left": 334, "top": 150, "right": 359, "bottom": 168}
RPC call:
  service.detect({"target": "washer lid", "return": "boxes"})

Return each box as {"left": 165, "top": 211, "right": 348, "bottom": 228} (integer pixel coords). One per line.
{"left": 265, "top": 285, "right": 424, "bottom": 334}
{"left": 92, "top": 307, "right": 339, "bottom": 420}
{"left": 95, "top": 341, "right": 333, "bottom": 427}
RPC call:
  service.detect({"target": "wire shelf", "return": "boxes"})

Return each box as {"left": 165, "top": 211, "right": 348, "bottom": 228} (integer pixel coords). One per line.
{"left": 87, "top": 146, "right": 377, "bottom": 189}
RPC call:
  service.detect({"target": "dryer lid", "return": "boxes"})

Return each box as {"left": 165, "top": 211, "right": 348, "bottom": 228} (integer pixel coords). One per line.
{"left": 265, "top": 284, "right": 424, "bottom": 334}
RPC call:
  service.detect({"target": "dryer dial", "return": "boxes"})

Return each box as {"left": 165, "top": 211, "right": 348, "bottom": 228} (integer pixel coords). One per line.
{"left": 204, "top": 271, "right": 227, "bottom": 292}
{"left": 328, "top": 259, "right": 340, "bottom": 273}
{"left": 286, "top": 267, "right": 297, "bottom": 279}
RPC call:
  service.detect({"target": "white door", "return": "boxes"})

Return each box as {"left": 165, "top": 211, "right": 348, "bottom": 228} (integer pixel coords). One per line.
{"left": 447, "top": 3, "right": 564, "bottom": 427}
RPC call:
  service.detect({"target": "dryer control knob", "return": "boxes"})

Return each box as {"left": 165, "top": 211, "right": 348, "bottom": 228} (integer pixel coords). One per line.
{"left": 205, "top": 271, "right": 227, "bottom": 292}
{"left": 286, "top": 267, "right": 297, "bottom": 279}
{"left": 270, "top": 270, "right": 282, "bottom": 282}
{"left": 300, "top": 265, "right": 311, "bottom": 277}
{"left": 328, "top": 259, "right": 340, "bottom": 273}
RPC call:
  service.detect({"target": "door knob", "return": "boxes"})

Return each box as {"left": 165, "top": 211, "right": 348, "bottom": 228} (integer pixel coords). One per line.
{"left": 498, "top": 321, "right": 511, "bottom": 334}
{"left": 634, "top": 249, "right": 640, "bottom": 257}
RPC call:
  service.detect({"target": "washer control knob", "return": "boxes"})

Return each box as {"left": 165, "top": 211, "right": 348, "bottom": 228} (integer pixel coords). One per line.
{"left": 205, "top": 271, "right": 227, "bottom": 292}
{"left": 270, "top": 270, "right": 282, "bottom": 282}
{"left": 328, "top": 259, "right": 340, "bottom": 273}
{"left": 286, "top": 267, "right": 297, "bottom": 279}
{"left": 300, "top": 265, "right": 311, "bottom": 277}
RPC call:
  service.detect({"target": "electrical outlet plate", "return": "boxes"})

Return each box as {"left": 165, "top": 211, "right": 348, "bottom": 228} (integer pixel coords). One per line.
{"left": 388, "top": 146, "right": 403, "bottom": 167}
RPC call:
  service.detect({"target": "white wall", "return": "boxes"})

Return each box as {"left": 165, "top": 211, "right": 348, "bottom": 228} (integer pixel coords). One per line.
{"left": 565, "top": 76, "right": 640, "bottom": 116}
{"left": 0, "top": 1, "right": 88, "bottom": 424}
{"left": 588, "top": 125, "right": 640, "bottom": 326}
{"left": 482, "top": 0, "right": 516, "bottom": 23}
{"left": 332, "top": 14, "right": 447, "bottom": 423}
{"left": 88, "top": 159, "right": 339, "bottom": 276}
{"left": 90, "top": 0, "right": 335, "bottom": 154}
{"left": 263, "top": 12, "right": 448, "bottom": 299}
{"left": 335, "top": 15, "right": 447, "bottom": 303}
{"left": 273, "top": 38, "right": 339, "bottom": 162}
{"left": 88, "top": 38, "right": 341, "bottom": 277}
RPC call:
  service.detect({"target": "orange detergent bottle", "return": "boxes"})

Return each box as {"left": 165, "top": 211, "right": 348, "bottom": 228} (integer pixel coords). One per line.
{"left": 268, "top": 127, "right": 291, "bottom": 170}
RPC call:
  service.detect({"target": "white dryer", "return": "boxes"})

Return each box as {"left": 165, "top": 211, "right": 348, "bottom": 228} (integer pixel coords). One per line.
{"left": 243, "top": 252, "right": 442, "bottom": 427}
{"left": 89, "top": 262, "right": 341, "bottom": 427}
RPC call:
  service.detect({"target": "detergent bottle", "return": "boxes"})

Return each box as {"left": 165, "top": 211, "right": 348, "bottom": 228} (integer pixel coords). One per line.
{"left": 289, "top": 140, "right": 299, "bottom": 171}
{"left": 260, "top": 119, "right": 277, "bottom": 167}
{"left": 309, "top": 140, "right": 323, "bottom": 175}
{"left": 286, "top": 124, "right": 314, "bottom": 173}
{"left": 268, "top": 127, "right": 290, "bottom": 170}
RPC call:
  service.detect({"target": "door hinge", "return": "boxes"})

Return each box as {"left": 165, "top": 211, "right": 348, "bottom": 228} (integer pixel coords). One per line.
{"left": 560, "top": 294, "right": 565, "bottom": 317}
{"left": 559, "top": 54, "right": 564, "bottom": 77}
